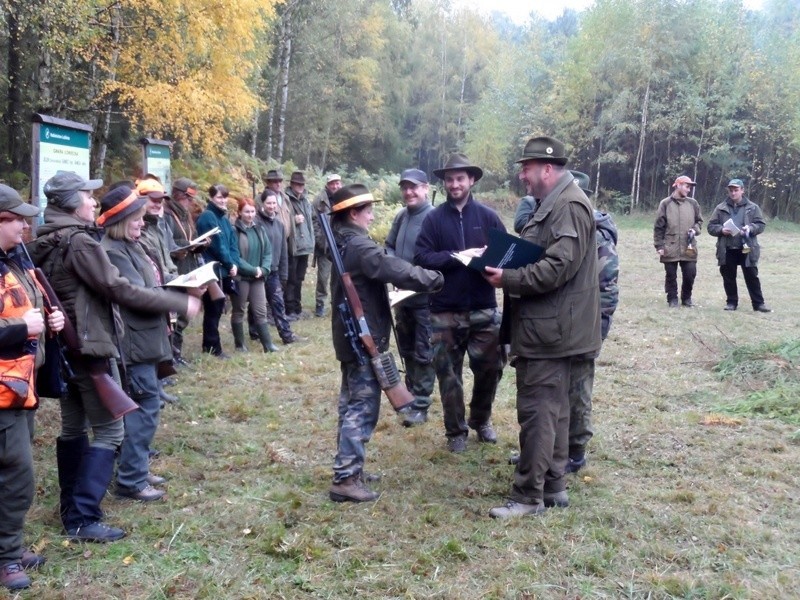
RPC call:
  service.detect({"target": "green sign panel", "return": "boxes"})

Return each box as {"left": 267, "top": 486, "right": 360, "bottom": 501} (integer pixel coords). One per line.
{"left": 39, "top": 124, "right": 90, "bottom": 149}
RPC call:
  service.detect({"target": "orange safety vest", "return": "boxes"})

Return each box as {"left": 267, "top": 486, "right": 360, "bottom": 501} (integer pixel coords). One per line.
{"left": 0, "top": 267, "right": 38, "bottom": 410}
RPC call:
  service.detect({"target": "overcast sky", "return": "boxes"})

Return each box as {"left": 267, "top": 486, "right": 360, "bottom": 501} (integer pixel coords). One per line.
{"left": 453, "top": 0, "right": 766, "bottom": 24}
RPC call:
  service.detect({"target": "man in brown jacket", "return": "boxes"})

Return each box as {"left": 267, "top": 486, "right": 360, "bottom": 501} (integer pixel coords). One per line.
{"left": 484, "top": 136, "right": 601, "bottom": 518}
{"left": 653, "top": 175, "right": 703, "bottom": 307}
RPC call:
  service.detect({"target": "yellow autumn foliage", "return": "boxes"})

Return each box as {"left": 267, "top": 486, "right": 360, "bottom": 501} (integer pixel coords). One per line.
{"left": 101, "top": 0, "right": 282, "bottom": 155}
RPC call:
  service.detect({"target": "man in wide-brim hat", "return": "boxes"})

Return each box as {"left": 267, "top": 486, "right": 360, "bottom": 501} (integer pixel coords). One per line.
{"left": 483, "top": 135, "right": 601, "bottom": 519}
{"left": 414, "top": 153, "right": 506, "bottom": 454}
{"left": 325, "top": 183, "right": 442, "bottom": 504}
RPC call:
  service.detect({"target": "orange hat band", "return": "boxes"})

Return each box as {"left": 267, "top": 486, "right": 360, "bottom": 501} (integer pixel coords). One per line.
{"left": 332, "top": 193, "right": 375, "bottom": 212}
{"left": 96, "top": 190, "right": 138, "bottom": 226}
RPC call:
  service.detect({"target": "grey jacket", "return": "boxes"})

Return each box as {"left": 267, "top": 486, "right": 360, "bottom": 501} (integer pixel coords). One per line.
{"left": 385, "top": 200, "right": 434, "bottom": 309}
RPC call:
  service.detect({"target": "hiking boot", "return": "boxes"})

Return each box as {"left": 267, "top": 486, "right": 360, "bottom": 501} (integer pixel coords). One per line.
{"left": 146, "top": 473, "right": 166, "bottom": 486}
{"left": 446, "top": 433, "right": 468, "bottom": 453}
{"left": 20, "top": 549, "right": 45, "bottom": 570}
{"left": 668, "top": 299, "right": 679, "bottom": 308}
{"left": 282, "top": 333, "right": 306, "bottom": 344}
{"left": 67, "top": 521, "right": 126, "bottom": 543}
{"left": 116, "top": 484, "right": 165, "bottom": 502}
{"left": 508, "top": 454, "right": 520, "bottom": 465}
{"left": 543, "top": 490, "right": 570, "bottom": 508}
{"left": 724, "top": 304, "right": 737, "bottom": 311}
{"left": 489, "top": 501, "right": 546, "bottom": 519}
{"left": 329, "top": 475, "right": 379, "bottom": 503}
{"left": 0, "top": 563, "right": 30, "bottom": 590}
{"left": 475, "top": 422, "right": 497, "bottom": 444}
{"left": 399, "top": 408, "right": 428, "bottom": 427}
{"left": 682, "top": 298, "right": 694, "bottom": 308}
{"left": 565, "top": 455, "right": 586, "bottom": 473}
{"left": 754, "top": 304, "right": 772, "bottom": 313}
{"left": 315, "top": 304, "right": 326, "bottom": 317}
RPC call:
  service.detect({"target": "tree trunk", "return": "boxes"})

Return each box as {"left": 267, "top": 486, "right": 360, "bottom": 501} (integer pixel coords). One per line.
{"left": 6, "top": 2, "right": 25, "bottom": 170}
{"left": 630, "top": 80, "right": 650, "bottom": 212}
{"left": 94, "top": 4, "right": 122, "bottom": 175}
{"left": 276, "top": 15, "right": 293, "bottom": 165}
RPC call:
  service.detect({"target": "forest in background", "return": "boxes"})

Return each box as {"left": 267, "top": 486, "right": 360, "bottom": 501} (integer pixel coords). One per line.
{"left": 1, "top": 0, "right": 798, "bottom": 216}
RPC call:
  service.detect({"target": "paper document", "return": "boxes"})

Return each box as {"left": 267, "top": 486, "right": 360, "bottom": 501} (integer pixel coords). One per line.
{"left": 722, "top": 219, "right": 740, "bottom": 236}
{"left": 164, "top": 261, "right": 219, "bottom": 289}
{"left": 388, "top": 289, "right": 420, "bottom": 308}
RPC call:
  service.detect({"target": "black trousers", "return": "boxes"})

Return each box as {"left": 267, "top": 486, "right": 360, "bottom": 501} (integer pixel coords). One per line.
{"left": 201, "top": 292, "right": 226, "bottom": 355}
{"left": 720, "top": 249, "right": 765, "bottom": 308}
{"left": 285, "top": 254, "right": 309, "bottom": 315}
{"left": 663, "top": 261, "right": 697, "bottom": 302}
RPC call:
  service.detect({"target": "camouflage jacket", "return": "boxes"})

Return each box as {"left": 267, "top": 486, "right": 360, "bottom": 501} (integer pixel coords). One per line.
{"left": 595, "top": 210, "right": 619, "bottom": 340}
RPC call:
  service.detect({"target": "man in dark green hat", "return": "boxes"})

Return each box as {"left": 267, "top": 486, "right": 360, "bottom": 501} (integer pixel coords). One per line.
{"left": 484, "top": 136, "right": 601, "bottom": 518}
{"left": 415, "top": 153, "right": 506, "bottom": 453}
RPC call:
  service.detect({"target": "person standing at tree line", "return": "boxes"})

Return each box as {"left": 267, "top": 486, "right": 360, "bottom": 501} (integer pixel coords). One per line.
{"left": 196, "top": 183, "right": 240, "bottom": 358}
{"left": 653, "top": 175, "right": 703, "bottom": 308}
{"left": 231, "top": 197, "right": 278, "bottom": 353}
{"left": 385, "top": 168, "right": 437, "bottom": 427}
{"left": 312, "top": 174, "right": 342, "bottom": 318}
{"left": 284, "top": 171, "right": 315, "bottom": 320}
{"left": 257, "top": 190, "right": 302, "bottom": 344}
{"left": 414, "top": 153, "right": 506, "bottom": 453}
{"left": 707, "top": 178, "right": 771, "bottom": 313}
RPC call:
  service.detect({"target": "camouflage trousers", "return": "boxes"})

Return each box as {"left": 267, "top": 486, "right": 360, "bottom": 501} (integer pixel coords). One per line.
{"left": 333, "top": 361, "right": 381, "bottom": 483}
{"left": 567, "top": 356, "right": 595, "bottom": 457}
{"left": 394, "top": 304, "right": 436, "bottom": 411}
{"left": 430, "top": 308, "right": 504, "bottom": 437}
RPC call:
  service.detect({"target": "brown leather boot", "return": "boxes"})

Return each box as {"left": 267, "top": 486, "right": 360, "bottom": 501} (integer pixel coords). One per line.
{"left": 329, "top": 474, "right": 379, "bottom": 503}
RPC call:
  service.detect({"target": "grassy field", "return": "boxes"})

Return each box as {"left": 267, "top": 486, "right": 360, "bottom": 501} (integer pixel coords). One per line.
{"left": 18, "top": 213, "right": 800, "bottom": 599}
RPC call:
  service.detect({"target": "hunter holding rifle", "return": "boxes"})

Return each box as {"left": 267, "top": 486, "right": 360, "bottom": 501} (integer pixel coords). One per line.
{"left": 27, "top": 172, "right": 201, "bottom": 543}
{"left": 322, "top": 183, "right": 442, "bottom": 503}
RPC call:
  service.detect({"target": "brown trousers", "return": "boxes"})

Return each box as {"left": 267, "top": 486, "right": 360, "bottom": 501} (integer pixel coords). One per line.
{"left": 511, "top": 357, "right": 570, "bottom": 504}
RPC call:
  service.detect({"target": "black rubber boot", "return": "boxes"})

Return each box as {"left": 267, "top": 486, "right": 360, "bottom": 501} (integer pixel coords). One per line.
{"left": 64, "top": 446, "right": 126, "bottom": 542}
{"left": 56, "top": 436, "right": 89, "bottom": 528}
{"left": 231, "top": 322, "right": 248, "bottom": 351}
{"left": 256, "top": 322, "right": 279, "bottom": 353}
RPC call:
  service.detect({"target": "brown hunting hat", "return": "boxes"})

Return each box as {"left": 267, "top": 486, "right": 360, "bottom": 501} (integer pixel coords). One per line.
{"left": 265, "top": 169, "right": 283, "bottom": 182}
{"left": 516, "top": 136, "right": 569, "bottom": 166}
{"left": 290, "top": 171, "right": 306, "bottom": 185}
{"left": 172, "top": 177, "right": 198, "bottom": 197}
{"left": 433, "top": 153, "right": 483, "bottom": 182}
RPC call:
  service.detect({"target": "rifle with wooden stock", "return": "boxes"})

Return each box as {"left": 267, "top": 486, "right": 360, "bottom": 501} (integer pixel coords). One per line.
{"left": 316, "top": 207, "right": 414, "bottom": 413}
{"left": 32, "top": 268, "right": 139, "bottom": 419}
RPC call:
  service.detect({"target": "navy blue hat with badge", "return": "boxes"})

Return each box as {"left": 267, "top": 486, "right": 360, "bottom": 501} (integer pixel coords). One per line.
{"left": 516, "top": 136, "right": 569, "bottom": 166}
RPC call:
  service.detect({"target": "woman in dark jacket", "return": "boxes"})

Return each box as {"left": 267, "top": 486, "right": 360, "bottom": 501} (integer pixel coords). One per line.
{"left": 99, "top": 186, "right": 178, "bottom": 502}
{"left": 195, "top": 184, "right": 240, "bottom": 357}
{"left": 326, "top": 184, "right": 442, "bottom": 504}
{"left": 27, "top": 173, "right": 200, "bottom": 542}
{"left": 232, "top": 198, "right": 277, "bottom": 352}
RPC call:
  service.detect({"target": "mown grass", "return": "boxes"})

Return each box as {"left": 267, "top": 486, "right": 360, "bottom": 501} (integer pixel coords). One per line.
{"left": 14, "top": 213, "right": 800, "bottom": 599}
